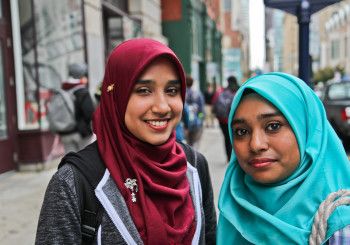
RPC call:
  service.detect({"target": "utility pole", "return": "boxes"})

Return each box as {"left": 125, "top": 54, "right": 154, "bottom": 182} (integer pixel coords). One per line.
{"left": 264, "top": 0, "right": 340, "bottom": 87}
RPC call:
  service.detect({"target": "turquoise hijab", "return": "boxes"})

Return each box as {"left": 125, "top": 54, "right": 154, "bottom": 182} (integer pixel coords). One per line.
{"left": 217, "top": 72, "right": 350, "bottom": 244}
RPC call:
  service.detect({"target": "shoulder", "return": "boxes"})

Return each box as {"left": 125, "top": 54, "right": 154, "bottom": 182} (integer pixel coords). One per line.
{"left": 39, "top": 163, "right": 80, "bottom": 220}
{"left": 36, "top": 164, "right": 82, "bottom": 244}
{"left": 40, "top": 163, "right": 82, "bottom": 214}
{"left": 73, "top": 87, "right": 90, "bottom": 97}
{"left": 50, "top": 164, "right": 77, "bottom": 196}
{"left": 177, "top": 141, "right": 209, "bottom": 175}
{"left": 58, "top": 142, "right": 106, "bottom": 188}
{"left": 194, "top": 90, "right": 204, "bottom": 99}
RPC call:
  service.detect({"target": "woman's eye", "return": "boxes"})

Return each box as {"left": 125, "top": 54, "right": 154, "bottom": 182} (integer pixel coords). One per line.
{"left": 135, "top": 87, "right": 151, "bottom": 95}
{"left": 266, "top": 122, "right": 281, "bottom": 132}
{"left": 234, "top": 128, "right": 248, "bottom": 137}
{"left": 166, "top": 86, "right": 179, "bottom": 95}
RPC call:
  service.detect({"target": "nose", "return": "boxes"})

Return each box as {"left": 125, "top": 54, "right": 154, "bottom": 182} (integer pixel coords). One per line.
{"left": 151, "top": 93, "right": 171, "bottom": 115}
{"left": 249, "top": 130, "right": 268, "bottom": 153}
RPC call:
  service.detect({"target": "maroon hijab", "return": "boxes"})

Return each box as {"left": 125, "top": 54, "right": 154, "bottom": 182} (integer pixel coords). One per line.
{"left": 93, "top": 39, "right": 195, "bottom": 244}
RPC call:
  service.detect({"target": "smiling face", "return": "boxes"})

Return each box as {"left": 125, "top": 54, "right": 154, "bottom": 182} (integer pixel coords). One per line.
{"left": 231, "top": 92, "right": 300, "bottom": 184}
{"left": 124, "top": 56, "right": 183, "bottom": 145}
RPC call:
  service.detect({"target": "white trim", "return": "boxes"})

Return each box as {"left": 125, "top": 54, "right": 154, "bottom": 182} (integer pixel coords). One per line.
{"left": 97, "top": 225, "right": 102, "bottom": 245}
{"left": 95, "top": 169, "right": 137, "bottom": 245}
{"left": 187, "top": 163, "right": 202, "bottom": 245}
{"left": 10, "top": 0, "right": 26, "bottom": 129}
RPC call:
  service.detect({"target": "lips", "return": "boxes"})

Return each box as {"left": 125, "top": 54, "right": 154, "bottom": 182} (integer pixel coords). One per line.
{"left": 248, "top": 158, "right": 277, "bottom": 168}
{"left": 145, "top": 119, "right": 170, "bottom": 130}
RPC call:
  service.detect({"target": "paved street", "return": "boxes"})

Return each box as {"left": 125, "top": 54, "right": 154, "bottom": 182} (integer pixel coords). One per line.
{"left": 0, "top": 126, "right": 228, "bottom": 245}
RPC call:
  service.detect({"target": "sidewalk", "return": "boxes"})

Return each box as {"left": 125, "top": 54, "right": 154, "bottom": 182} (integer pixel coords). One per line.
{"left": 0, "top": 162, "right": 59, "bottom": 244}
{"left": 0, "top": 126, "right": 228, "bottom": 245}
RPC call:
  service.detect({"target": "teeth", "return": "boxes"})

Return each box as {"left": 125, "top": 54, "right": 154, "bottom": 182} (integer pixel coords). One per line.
{"left": 148, "top": 121, "right": 167, "bottom": 127}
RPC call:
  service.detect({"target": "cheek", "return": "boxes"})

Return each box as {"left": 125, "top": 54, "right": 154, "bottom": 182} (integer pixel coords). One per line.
{"left": 233, "top": 141, "right": 247, "bottom": 161}
{"left": 288, "top": 138, "right": 300, "bottom": 166}
{"left": 125, "top": 98, "right": 144, "bottom": 125}
{"left": 172, "top": 98, "right": 183, "bottom": 117}
{"left": 278, "top": 134, "right": 300, "bottom": 166}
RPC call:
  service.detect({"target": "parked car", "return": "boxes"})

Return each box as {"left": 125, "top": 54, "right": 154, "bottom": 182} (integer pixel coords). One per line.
{"left": 322, "top": 80, "right": 350, "bottom": 144}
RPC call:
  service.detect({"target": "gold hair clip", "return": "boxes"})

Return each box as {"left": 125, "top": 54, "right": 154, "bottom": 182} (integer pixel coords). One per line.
{"left": 107, "top": 83, "right": 115, "bottom": 92}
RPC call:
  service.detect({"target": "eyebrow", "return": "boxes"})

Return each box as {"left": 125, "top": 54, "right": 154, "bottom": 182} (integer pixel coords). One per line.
{"left": 168, "top": 79, "right": 181, "bottom": 85}
{"left": 258, "top": 111, "right": 282, "bottom": 120}
{"left": 232, "top": 111, "right": 282, "bottom": 125}
{"left": 135, "top": 79, "right": 152, "bottom": 85}
{"left": 135, "top": 79, "right": 181, "bottom": 85}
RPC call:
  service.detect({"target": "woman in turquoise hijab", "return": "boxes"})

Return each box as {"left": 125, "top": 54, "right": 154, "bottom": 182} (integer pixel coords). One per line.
{"left": 217, "top": 72, "right": 350, "bottom": 244}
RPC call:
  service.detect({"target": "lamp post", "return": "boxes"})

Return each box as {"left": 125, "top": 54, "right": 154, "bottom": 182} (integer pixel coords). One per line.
{"left": 264, "top": 0, "right": 340, "bottom": 86}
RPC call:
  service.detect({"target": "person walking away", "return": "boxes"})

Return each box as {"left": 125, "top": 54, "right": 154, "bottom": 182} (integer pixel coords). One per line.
{"left": 204, "top": 82, "right": 215, "bottom": 128}
{"left": 217, "top": 72, "right": 350, "bottom": 245}
{"left": 60, "top": 63, "right": 94, "bottom": 153}
{"left": 36, "top": 38, "right": 216, "bottom": 245}
{"left": 212, "top": 75, "right": 239, "bottom": 162}
{"left": 185, "top": 75, "right": 205, "bottom": 148}
{"left": 176, "top": 102, "right": 190, "bottom": 143}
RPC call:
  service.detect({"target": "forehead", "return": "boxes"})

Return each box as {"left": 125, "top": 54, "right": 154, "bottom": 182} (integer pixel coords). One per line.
{"left": 140, "top": 56, "right": 178, "bottom": 77}
{"left": 234, "top": 93, "right": 282, "bottom": 119}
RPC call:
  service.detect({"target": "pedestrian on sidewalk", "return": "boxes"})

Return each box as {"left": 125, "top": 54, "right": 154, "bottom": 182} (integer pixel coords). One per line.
{"left": 204, "top": 82, "right": 215, "bottom": 128}
{"left": 217, "top": 72, "right": 350, "bottom": 244}
{"left": 36, "top": 38, "right": 216, "bottom": 245}
{"left": 212, "top": 75, "right": 239, "bottom": 162}
{"left": 185, "top": 75, "right": 205, "bottom": 148}
{"left": 59, "top": 63, "right": 95, "bottom": 153}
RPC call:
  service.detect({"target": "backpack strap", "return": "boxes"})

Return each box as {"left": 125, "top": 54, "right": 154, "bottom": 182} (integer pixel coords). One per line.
{"left": 177, "top": 141, "right": 197, "bottom": 167}
{"left": 58, "top": 142, "right": 105, "bottom": 244}
{"left": 177, "top": 141, "right": 208, "bottom": 194}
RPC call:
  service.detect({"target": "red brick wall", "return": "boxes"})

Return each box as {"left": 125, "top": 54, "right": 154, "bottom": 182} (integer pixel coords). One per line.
{"left": 161, "top": 0, "right": 182, "bottom": 21}
{"left": 224, "top": 12, "right": 241, "bottom": 48}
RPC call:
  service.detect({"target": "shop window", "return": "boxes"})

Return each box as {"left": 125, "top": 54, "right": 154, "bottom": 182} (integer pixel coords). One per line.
{"left": 18, "top": 0, "right": 39, "bottom": 129}
{"left": 17, "top": 0, "right": 85, "bottom": 130}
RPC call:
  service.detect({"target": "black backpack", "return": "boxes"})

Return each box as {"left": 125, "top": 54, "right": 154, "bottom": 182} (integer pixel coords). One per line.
{"left": 58, "top": 141, "right": 203, "bottom": 244}
{"left": 212, "top": 89, "right": 235, "bottom": 119}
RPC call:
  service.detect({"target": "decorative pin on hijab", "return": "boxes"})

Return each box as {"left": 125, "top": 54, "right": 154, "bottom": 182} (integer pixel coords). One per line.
{"left": 124, "top": 178, "right": 138, "bottom": 203}
{"left": 107, "top": 83, "right": 115, "bottom": 92}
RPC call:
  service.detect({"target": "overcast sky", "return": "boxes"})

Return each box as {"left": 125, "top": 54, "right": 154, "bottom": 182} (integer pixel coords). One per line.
{"left": 249, "top": 0, "right": 265, "bottom": 70}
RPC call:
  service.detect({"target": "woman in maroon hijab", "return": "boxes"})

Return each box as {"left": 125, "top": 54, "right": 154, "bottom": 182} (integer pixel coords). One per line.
{"left": 36, "top": 38, "right": 216, "bottom": 245}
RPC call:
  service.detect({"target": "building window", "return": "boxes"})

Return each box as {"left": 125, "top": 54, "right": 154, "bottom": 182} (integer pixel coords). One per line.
{"left": 191, "top": 9, "right": 203, "bottom": 58}
{"left": 103, "top": 11, "right": 141, "bottom": 58}
{"left": 223, "top": 0, "right": 231, "bottom": 11}
{"left": 331, "top": 39, "right": 340, "bottom": 60}
{"left": 18, "top": 0, "right": 84, "bottom": 130}
{"left": 345, "top": 36, "right": 348, "bottom": 58}
{"left": 103, "top": 0, "right": 127, "bottom": 12}
{"left": 106, "top": 16, "right": 123, "bottom": 54}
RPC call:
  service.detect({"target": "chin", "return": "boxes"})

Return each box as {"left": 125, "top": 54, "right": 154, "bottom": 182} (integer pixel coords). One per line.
{"left": 149, "top": 139, "right": 168, "bottom": 145}
{"left": 146, "top": 134, "right": 171, "bottom": 145}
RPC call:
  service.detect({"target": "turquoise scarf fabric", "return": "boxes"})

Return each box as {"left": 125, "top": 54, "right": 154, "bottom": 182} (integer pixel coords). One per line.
{"left": 217, "top": 72, "right": 350, "bottom": 244}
